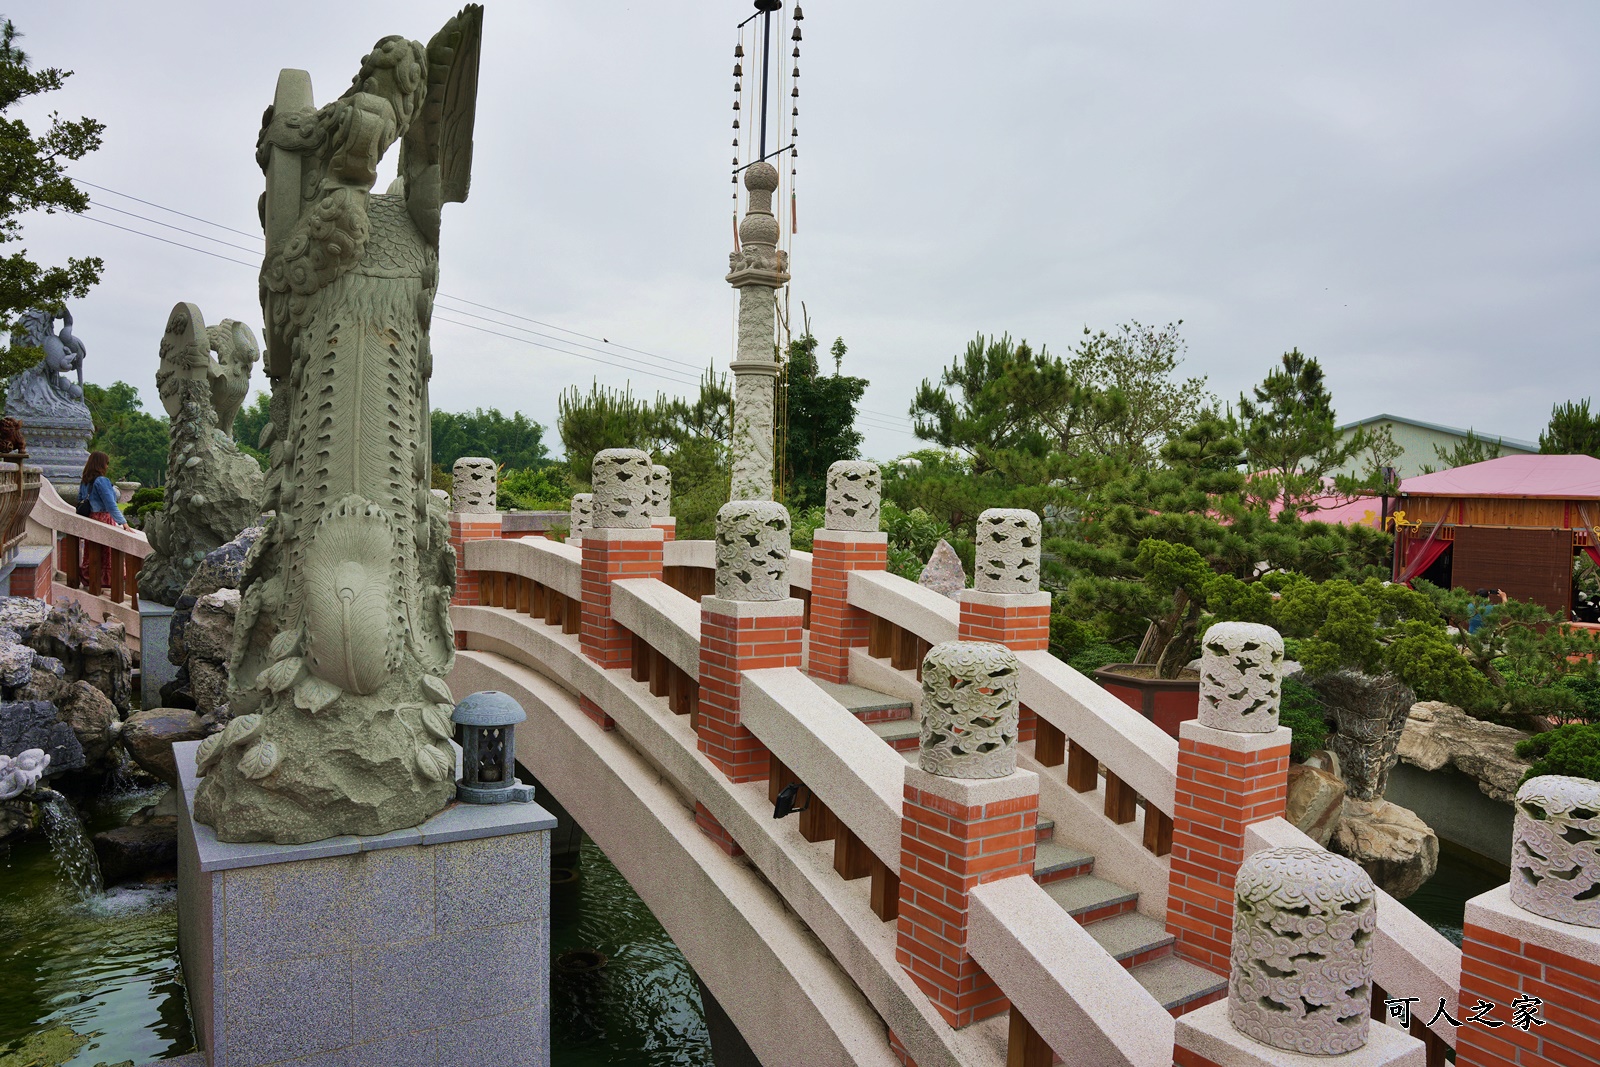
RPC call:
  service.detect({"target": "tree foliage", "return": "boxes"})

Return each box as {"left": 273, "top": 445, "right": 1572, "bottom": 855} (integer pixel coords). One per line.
{"left": 1430, "top": 428, "right": 1503, "bottom": 471}
{"left": 83, "top": 381, "right": 168, "bottom": 485}
{"left": 0, "top": 19, "right": 104, "bottom": 361}
{"left": 781, "top": 331, "right": 866, "bottom": 508}
{"left": 432, "top": 407, "right": 553, "bottom": 472}
{"left": 1236, "top": 349, "right": 1368, "bottom": 508}
{"left": 1067, "top": 321, "right": 1213, "bottom": 469}
{"left": 1539, "top": 398, "right": 1600, "bottom": 458}
{"left": 1516, "top": 724, "right": 1600, "bottom": 783}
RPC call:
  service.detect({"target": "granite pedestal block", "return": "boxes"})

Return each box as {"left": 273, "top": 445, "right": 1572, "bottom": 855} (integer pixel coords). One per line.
{"left": 139, "top": 602, "right": 177, "bottom": 710}
{"left": 174, "top": 740, "right": 556, "bottom": 1067}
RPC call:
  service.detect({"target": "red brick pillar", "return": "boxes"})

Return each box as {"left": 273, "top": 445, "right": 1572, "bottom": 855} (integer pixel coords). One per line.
{"left": 1456, "top": 886, "right": 1600, "bottom": 1065}
{"left": 957, "top": 589, "right": 1050, "bottom": 742}
{"left": 448, "top": 511, "right": 503, "bottom": 613}
{"left": 897, "top": 763, "right": 1040, "bottom": 1027}
{"left": 696, "top": 595, "right": 803, "bottom": 783}
{"left": 1166, "top": 720, "right": 1291, "bottom": 976}
{"left": 578, "top": 527, "right": 664, "bottom": 728}
{"left": 807, "top": 529, "right": 887, "bottom": 684}
{"left": 653, "top": 517, "right": 677, "bottom": 542}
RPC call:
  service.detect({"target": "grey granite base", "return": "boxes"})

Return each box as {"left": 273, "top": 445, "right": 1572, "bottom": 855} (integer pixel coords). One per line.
{"left": 139, "top": 601, "right": 177, "bottom": 710}
{"left": 174, "top": 740, "right": 555, "bottom": 1067}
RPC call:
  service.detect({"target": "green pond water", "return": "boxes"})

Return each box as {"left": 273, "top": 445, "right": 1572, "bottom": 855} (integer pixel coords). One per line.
{"left": 0, "top": 791, "right": 711, "bottom": 1065}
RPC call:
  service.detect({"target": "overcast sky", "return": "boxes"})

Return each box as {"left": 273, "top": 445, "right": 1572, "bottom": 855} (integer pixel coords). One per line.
{"left": 11, "top": 1, "right": 1598, "bottom": 460}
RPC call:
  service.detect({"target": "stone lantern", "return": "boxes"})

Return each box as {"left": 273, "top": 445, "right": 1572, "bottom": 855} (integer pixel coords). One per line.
{"left": 452, "top": 691, "right": 536, "bottom": 804}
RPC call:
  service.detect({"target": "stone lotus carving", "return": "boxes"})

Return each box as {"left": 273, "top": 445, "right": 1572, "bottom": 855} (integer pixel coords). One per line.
{"left": 451, "top": 457, "right": 496, "bottom": 514}
{"left": 973, "top": 509, "right": 1041, "bottom": 593}
{"left": 648, "top": 464, "right": 671, "bottom": 519}
{"left": 919, "top": 641, "right": 1019, "bottom": 779}
{"left": 1199, "top": 622, "right": 1285, "bottom": 733}
{"left": 715, "top": 500, "right": 790, "bottom": 602}
{"left": 1231, "top": 845, "right": 1375, "bottom": 1055}
{"left": 824, "top": 461, "right": 881, "bottom": 532}
{"left": 591, "top": 448, "right": 652, "bottom": 529}
{"left": 570, "top": 493, "right": 593, "bottom": 538}
{"left": 192, "top": 6, "right": 482, "bottom": 844}
{"left": 1510, "top": 775, "right": 1600, "bottom": 927}
{"left": 140, "top": 303, "right": 266, "bottom": 605}
{"left": 0, "top": 748, "right": 49, "bottom": 800}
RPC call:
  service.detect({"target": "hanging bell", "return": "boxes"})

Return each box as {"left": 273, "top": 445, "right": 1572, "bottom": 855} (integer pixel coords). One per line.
{"left": 734, "top": 81, "right": 742, "bottom": 92}
{"left": 791, "top": 26, "right": 802, "bottom": 41}
{"left": 733, "top": 136, "right": 739, "bottom": 145}
{"left": 793, "top": 46, "right": 800, "bottom": 58}
{"left": 793, "top": 5, "right": 804, "bottom": 18}
{"left": 791, "top": 86, "right": 799, "bottom": 97}
{"left": 733, "top": 62, "right": 742, "bottom": 76}
{"left": 735, "top": 43, "right": 744, "bottom": 57}
{"left": 792, "top": 67, "right": 799, "bottom": 77}
{"left": 792, "top": 106, "right": 798, "bottom": 116}
{"left": 733, "top": 118, "right": 740, "bottom": 128}
{"left": 791, "top": 127, "right": 797, "bottom": 136}
{"left": 732, "top": 156, "right": 738, "bottom": 165}
{"left": 733, "top": 100, "right": 740, "bottom": 110}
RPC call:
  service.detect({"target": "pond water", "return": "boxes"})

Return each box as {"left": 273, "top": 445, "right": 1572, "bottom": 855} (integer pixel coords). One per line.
{"left": 0, "top": 786, "right": 192, "bottom": 1067}
{"left": 1399, "top": 844, "right": 1510, "bottom": 946}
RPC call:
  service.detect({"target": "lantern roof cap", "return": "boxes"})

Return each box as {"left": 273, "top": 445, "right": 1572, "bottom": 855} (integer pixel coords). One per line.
{"left": 452, "top": 690, "right": 528, "bottom": 727}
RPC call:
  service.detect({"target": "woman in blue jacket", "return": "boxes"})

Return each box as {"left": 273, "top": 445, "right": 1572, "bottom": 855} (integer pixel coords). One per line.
{"left": 78, "top": 451, "right": 125, "bottom": 585}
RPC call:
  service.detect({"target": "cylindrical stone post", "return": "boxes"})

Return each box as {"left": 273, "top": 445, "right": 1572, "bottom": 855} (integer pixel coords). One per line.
{"left": 1198, "top": 622, "right": 1285, "bottom": 733}
{"left": 451, "top": 457, "right": 497, "bottom": 514}
{"left": 726, "top": 161, "right": 790, "bottom": 502}
{"left": 1509, "top": 775, "right": 1600, "bottom": 926}
{"left": 1230, "top": 846, "right": 1375, "bottom": 1055}
{"left": 959, "top": 509, "right": 1049, "bottom": 746}
{"left": 591, "top": 448, "right": 652, "bottom": 529}
{"left": 569, "top": 493, "right": 593, "bottom": 542}
{"left": 646, "top": 463, "right": 677, "bottom": 541}
{"left": 576, "top": 451, "right": 663, "bottom": 729}
{"left": 1167, "top": 644, "right": 1293, "bottom": 977}
{"left": 972, "top": 508, "right": 1041, "bottom": 593}
{"left": 824, "top": 461, "right": 882, "bottom": 532}
{"left": 809, "top": 463, "right": 887, "bottom": 684}
{"left": 713, "top": 499, "right": 790, "bottom": 601}
{"left": 448, "top": 460, "right": 503, "bottom": 618}
{"left": 697, "top": 500, "right": 803, "bottom": 798}
{"left": 898, "top": 640, "right": 1038, "bottom": 1029}
{"left": 918, "top": 641, "right": 1020, "bottom": 779}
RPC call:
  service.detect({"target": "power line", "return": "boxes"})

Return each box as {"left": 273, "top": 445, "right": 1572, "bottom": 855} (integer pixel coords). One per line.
{"left": 89, "top": 200, "right": 263, "bottom": 256}
{"left": 73, "top": 178, "right": 262, "bottom": 240}
{"left": 73, "top": 213, "right": 258, "bottom": 269}
{"left": 432, "top": 315, "right": 705, "bottom": 389}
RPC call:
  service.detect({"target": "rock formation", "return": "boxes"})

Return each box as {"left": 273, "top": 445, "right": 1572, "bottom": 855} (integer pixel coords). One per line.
{"left": 139, "top": 303, "right": 265, "bottom": 604}
{"left": 1396, "top": 700, "right": 1532, "bottom": 803}
{"left": 1314, "top": 669, "right": 1414, "bottom": 801}
{"left": 163, "top": 520, "right": 267, "bottom": 718}
{"left": 193, "top": 7, "right": 482, "bottom": 843}
{"left": 1331, "top": 797, "right": 1439, "bottom": 899}
{"left": 3, "top": 308, "right": 93, "bottom": 490}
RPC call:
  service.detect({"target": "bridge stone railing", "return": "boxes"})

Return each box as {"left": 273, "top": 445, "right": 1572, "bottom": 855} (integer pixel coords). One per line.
{"left": 29, "top": 475, "right": 150, "bottom": 642}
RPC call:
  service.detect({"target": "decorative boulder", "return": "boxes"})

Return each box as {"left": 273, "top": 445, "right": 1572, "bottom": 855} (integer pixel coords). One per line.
{"left": 591, "top": 448, "right": 653, "bottom": 529}
{"left": 0, "top": 700, "right": 82, "bottom": 773}
{"left": 824, "top": 461, "right": 881, "bottom": 532}
{"left": 1230, "top": 846, "right": 1375, "bottom": 1055}
{"left": 917, "top": 539, "right": 966, "bottom": 599}
{"left": 451, "top": 457, "right": 497, "bottom": 513}
{"left": 1286, "top": 764, "right": 1347, "bottom": 848}
{"left": 973, "top": 508, "right": 1041, "bottom": 593}
{"left": 1331, "top": 797, "right": 1439, "bottom": 900}
{"left": 57, "top": 680, "right": 120, "bottom": 767}
{"left": 1509, "top": 775, "right": 1600, "bottom": 927}
{"left": 1313, "top": 669, "right": 1415, "bottom": 801}
{"left": 1199, "top": 622, "right": 1284, "bottom": 733}
{"left": 121, "top": 708, "right": 207, "bottom": 787}
{"left": 919, "top": 641, "right": 1020, "bottom": 779}
{"left": 714, "top": 501, "right": 790, "bottom": 602}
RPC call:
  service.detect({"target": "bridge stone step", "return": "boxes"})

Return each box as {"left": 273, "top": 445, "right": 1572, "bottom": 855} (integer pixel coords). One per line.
{"left": 1125, "top": 954, "right": 1228, "bottom": 1015}
{"left": 811, "top": 679, "right": 913, "bottom": 723}
{"left": 1032, "top": 840, "right": 1093, "bottom": 884}
{"left": 868, "top": 718, "right": 920, "bottom": 752}
{"left": 1040, "top": 874, "right": 1138, "bottom": 924}
{"left": 1080, "top": 911, "right": 1174, "bottom": 969}
{"left": 1036, "top": 815, "right": 1054, "bottom": 842}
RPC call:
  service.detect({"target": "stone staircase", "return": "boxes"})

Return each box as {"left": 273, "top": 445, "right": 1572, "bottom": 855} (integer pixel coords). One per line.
{"left": 828, "top": 678, "right": 1227, "bottom": 1019}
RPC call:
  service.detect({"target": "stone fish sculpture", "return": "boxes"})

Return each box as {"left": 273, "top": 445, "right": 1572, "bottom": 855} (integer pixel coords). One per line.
{"left": 193, "top": 6, "right": 483, "bottom": 843}
{"left": 139, "top": 302, "right": 265, "bottom": 605}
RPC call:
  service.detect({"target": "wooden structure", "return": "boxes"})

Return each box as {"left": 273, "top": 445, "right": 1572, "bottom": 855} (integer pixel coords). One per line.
{"left": 1394, "top": 454, "right": 1600, "bottom": 617}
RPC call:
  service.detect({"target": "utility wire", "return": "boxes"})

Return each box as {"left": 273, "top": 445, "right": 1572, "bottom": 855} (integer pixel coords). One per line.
{"left": 70, "top": 179, "right": 923, "bottom": 431}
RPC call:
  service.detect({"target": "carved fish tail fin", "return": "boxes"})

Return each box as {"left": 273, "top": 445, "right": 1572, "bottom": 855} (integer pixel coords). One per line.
{"left": 302, "top": 496, "right": 402, "bottom": 696}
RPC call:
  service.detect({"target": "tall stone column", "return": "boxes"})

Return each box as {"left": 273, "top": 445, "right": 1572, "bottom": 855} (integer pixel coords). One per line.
{"left": 726, "top": 161, "right": 790, "bottom": 501}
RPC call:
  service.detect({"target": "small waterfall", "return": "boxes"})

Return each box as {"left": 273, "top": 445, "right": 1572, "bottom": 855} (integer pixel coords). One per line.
{"left": 38, "top": 790, "right": 103, "bottom": 900}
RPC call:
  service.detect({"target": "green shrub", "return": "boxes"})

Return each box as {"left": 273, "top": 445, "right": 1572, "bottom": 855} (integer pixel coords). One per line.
{"left": 1279, "top": 676, "right": 1330, "bottom": 760}
{"left": 1068, "top": 642, "right": 1137, "bottom": 678}
{"left": 1516, "top": 724, "right": 1600, "bottom": 783}
{"left": 126, "top": 486, "right": 164, "bottom": 518}
{"left": 498, "top": 466, "right": 573, "bottom": 510}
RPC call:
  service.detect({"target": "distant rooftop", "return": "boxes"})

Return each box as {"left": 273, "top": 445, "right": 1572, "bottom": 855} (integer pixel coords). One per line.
{"left": 1337, "top": 413, "right": 1539, "bottom": 454}
{"left": 1399, "top": 453, "right": 1600, "bottom": 499}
